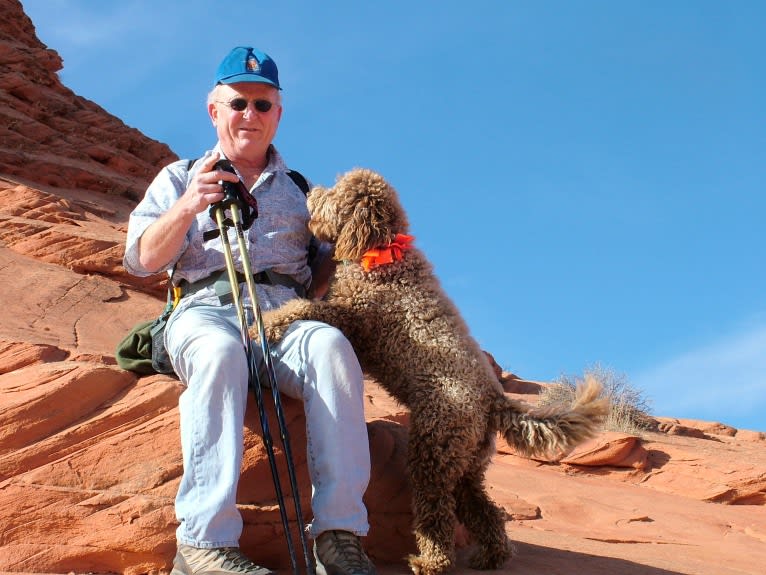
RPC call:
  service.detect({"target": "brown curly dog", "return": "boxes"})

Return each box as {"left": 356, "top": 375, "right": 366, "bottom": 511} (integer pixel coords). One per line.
{"left": 257, "top": 168, "right": 608, "bottom": 575}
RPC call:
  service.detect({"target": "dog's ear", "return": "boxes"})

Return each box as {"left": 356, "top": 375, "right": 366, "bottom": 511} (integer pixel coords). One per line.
{"left": 306, "top": 185, "right": 337, "bottom": 242}
{"left": 333, "top": 169, "right": 408, "bottom": 261}
{"left": 335, "top": 206, "right": 391, "bottom": 261}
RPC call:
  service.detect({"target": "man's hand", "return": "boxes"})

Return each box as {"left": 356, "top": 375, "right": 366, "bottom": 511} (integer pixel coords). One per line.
{"left": 176, "top": 152, "right": 240, "bottom": 216}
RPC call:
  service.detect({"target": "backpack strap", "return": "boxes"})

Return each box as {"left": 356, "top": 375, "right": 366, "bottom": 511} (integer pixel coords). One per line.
{"left": 167, "top": 159, "right": 198, "bottom": 301}
{"left": 285, "top": 169, "right": 320, "bottom": 267}
{"left": 286, "top": 169, "right": 310, "bottom": 196}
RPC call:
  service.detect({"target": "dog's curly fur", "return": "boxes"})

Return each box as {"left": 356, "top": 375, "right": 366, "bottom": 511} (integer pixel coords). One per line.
{"left": 256, "top": 168, "right": 608, "bottom": 575}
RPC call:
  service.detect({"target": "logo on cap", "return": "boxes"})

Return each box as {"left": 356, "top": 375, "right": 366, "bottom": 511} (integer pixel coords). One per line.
{"left": 246, "top": 55, "right": 260, "bottom": 73}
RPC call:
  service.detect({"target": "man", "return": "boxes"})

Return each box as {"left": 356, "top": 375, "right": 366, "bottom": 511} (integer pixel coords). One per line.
{"left": 123, "top": 46, "right": 375, "bottom": 575}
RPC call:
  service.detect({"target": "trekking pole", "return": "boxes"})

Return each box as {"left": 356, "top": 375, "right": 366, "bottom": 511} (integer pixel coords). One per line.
{"left": 209, "top": 167, "right": 314, "bottom": 575}
{"left": 226, "top": 202, "right": 315, "bottom": 575}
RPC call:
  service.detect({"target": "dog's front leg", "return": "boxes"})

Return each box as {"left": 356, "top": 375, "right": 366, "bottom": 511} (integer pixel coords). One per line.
{"left": 259, "top": 299, "right": 352, "bottom": 343}
{"left": 257, "top": 299, "right": 320, "bottom": 342}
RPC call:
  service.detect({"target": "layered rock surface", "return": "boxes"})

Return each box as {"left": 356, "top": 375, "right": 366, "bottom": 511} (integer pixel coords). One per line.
{"left": 1, "top": 1, "right": 765, "bottom": 574}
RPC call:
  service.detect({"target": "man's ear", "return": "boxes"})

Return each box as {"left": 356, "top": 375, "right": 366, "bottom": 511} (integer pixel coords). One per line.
{"left": 208, "top": 101, "right": 219, "bottom": 126}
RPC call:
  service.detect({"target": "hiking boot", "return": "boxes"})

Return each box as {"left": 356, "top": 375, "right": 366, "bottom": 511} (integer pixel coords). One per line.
{"left": 314, "top": 530, "right": 376, "bottom": 575}
{"left": 171, "top": 544, "right": 274, "bottom": 575}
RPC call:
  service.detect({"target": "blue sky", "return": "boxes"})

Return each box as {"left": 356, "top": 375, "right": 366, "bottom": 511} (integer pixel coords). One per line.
{"left": 22, "top": 1, "right": 765, "bottom": 432}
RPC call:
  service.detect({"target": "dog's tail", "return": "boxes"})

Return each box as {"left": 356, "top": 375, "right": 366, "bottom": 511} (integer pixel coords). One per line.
{"left": 492, "top": 376, "right": 609, "bottom": 459}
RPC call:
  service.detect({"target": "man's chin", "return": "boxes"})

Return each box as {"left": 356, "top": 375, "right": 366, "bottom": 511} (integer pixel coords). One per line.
{"left": 232, "top": 139, "right": 266, "bottom": 156}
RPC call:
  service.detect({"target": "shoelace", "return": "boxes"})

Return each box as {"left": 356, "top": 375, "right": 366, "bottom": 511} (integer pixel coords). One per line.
{"left": 217, "top": 548, "right": 263, "bottom": 573}
{"left": 318, "top": 532, "right": 369, "bottom": 571}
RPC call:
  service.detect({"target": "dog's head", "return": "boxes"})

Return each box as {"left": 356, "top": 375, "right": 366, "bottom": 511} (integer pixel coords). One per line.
{"left": 308, "top": 168, "right": 409, "bottom": 261}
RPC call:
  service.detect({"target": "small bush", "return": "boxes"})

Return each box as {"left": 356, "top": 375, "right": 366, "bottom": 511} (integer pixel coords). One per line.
{"left": 540, "top": 363, "right": 654, "bottom": 435}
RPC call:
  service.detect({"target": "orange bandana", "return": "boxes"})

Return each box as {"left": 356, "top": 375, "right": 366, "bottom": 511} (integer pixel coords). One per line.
{"left": 360, "top": 233, "right": 414, "bottom": 272}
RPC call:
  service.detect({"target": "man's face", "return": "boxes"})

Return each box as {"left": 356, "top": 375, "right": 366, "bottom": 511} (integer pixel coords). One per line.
{"left": 208, "top": 82, "right": 282, "bottom": 163}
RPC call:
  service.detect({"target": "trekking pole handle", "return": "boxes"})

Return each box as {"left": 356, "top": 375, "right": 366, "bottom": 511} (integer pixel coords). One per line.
{"left": 208, "top": 160, "right": 258, "bottom": 228}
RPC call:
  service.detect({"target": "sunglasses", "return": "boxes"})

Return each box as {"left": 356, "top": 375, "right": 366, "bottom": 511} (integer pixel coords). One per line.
{"left": 216, "top": 98, "right": 274, "bottom": 113}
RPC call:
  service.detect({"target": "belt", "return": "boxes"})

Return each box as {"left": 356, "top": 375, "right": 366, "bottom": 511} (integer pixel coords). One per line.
{"left": 178, "top": 268, "right": 306, "bottom": 299}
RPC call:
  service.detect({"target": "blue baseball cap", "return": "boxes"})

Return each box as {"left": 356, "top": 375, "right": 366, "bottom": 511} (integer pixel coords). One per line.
{"left": 215, "top": 46, "right": 280, "bottom": 89}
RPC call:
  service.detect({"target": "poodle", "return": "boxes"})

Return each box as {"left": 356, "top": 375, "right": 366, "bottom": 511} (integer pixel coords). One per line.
{"left": 256, "top": 168, "right": 608, "bottom": 575}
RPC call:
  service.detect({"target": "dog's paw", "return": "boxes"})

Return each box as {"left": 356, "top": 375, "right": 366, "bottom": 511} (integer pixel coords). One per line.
{"left": 260, "top": 314, "right": 291, "bottom": 343}
{"left": 407, "top": 553, "right": 452, "bottom": 575}
{"left": 467, "top": 535, "right": 514, "bottom": 570}
{"left": 247, "top": 325, "right": 261, "bottom": 343}
{"left": 265, "top": 324, "right": 289, "bottom": 342}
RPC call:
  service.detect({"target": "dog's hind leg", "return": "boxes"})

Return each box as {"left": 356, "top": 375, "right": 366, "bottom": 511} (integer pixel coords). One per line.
{"left": 406, "top": 415, "right": 466, "bottom": 575}
{"left": 454, "top": 462, "right": 513, "bottom": 569}
{"left": 408, "top": 496, "right": 455, "bottom": 575}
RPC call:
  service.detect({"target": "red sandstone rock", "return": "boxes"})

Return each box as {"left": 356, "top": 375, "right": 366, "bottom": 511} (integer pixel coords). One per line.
{"left": 0, "top": 0, "right": 176, "bottom": 203}
{"left": 560, "top": 432, "right": 648, "bottom": 470}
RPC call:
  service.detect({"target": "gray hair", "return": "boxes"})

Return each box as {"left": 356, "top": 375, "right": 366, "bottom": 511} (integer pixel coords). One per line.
{"left": 207, "top": 85, "right": 282, "bottom": 106}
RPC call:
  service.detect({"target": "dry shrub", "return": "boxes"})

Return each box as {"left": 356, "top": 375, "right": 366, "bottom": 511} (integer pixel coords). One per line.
{"left": 540, "top": 363, "right": 654, "bottom": 435}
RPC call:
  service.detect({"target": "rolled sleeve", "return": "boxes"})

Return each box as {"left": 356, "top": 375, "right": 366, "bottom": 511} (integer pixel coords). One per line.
{"left": 123, "top": 159, "right": 197, "bottom": 277}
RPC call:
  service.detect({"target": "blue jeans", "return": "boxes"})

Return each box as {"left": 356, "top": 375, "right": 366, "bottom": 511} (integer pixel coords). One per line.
{"left": 165, "top": 303, "right": 370, "bottom": 547}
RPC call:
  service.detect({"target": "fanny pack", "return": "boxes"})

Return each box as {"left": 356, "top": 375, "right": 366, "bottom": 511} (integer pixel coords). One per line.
{"left": 115, "top": 290, "right": 176, "bottom": 376}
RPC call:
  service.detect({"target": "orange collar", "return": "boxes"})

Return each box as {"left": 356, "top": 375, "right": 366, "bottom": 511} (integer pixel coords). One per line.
{"left": 360, "top": 233, "right": 414, "bottom": 272}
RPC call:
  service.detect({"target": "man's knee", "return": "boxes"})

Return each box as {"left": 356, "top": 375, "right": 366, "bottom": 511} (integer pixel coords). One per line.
{"left": 304, "top": 322, "right": 354, "bottom": 357}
